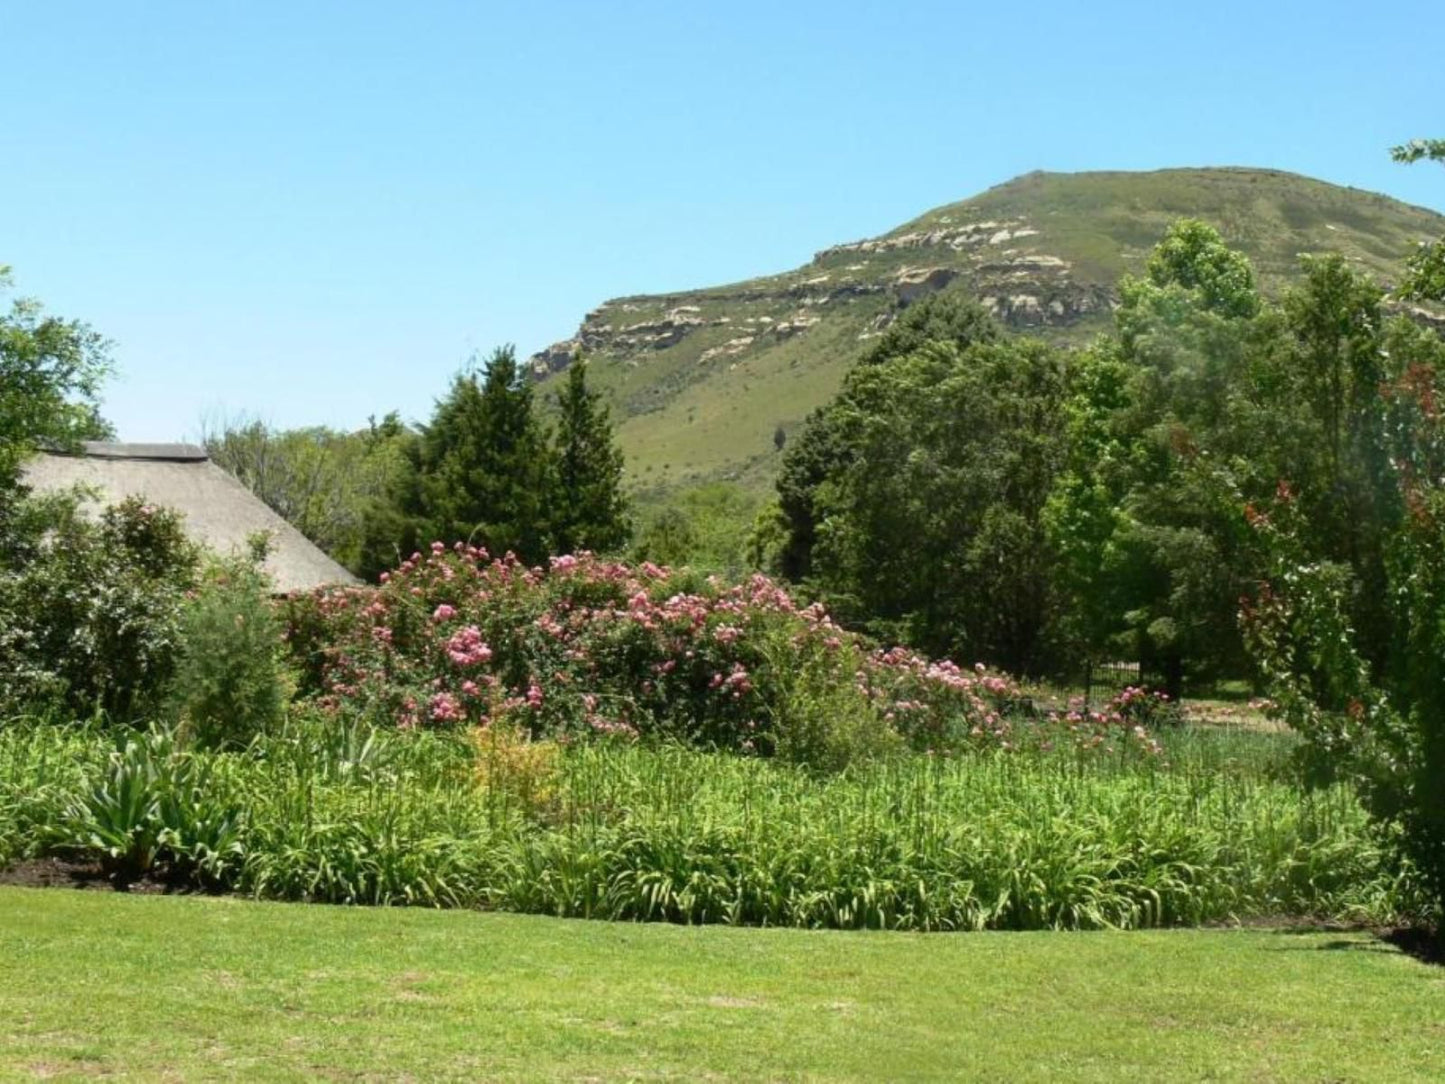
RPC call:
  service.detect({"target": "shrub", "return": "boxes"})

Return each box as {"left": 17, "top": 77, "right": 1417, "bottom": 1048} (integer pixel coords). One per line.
{"left": 283, "top": 546, "right": 1160, "bottom": 768}
{"left": 758, "top": 623, "right": 900, "bottom": 771}
{"left": 167, "top": 552, "right": 289, "bottom": 751}
{"left": 472, "top": 723, "right": 561, "bottom": 822}
{"left": 0, "top": 494, "right": 199, "bottom": 720}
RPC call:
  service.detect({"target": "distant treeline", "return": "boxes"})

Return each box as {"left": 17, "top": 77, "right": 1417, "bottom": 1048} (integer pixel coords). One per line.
{"left": 206, "top": 349, "right": 629, "bottom": 580}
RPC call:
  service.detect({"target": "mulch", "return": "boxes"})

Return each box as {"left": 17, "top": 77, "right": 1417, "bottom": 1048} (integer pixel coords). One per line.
{"left": 0, "top": 856, "right": 201, "bottom": 895}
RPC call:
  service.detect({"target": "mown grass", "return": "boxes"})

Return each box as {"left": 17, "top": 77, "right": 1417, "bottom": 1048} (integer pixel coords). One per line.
{"left": 2, "top": 887, "right": 1442, "bottom": 1082}
{"left": 0, "top": 721, "right": 1415, "bottom": 929}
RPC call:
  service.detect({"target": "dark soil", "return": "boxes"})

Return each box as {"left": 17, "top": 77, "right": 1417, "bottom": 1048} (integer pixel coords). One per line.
{"left": 0, "top": 856, "right": 206, "bottom": 894}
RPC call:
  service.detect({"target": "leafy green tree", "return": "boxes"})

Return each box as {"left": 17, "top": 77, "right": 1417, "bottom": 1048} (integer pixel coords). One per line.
{"left": 630, "top": 506, "right": 698, "bottom": 568}
{"left": 746, "top": 498, "right": 791, "bottom": 573}
{"left": 416, "top": 347, "right": 550, "bottom": 562}
{"left": 1045, "top": 223, "right": 1400, "bottom": 692}
{"left": 1136, "top": 217, "right": 1260, "bottom": 320}
{"left": 1240, "top": 142, "right": 1445, "bottom": 912}
{"left": 772, "top": 403, "right": 850, "bottom": 582}
{"left": 204, "top": 412, "right": 416, "bottom": 576}
{"left": 854, "top": 288, "right": 1001, "bottom": 368}
{"left": 633, "top": 482, "right": 759, "bottom": 576}
{"left": 808, "top": 337, "right": 1069, "bottom": 672}
{"left": 773, "top": 291, "right": 1001, "bottom": 583}
{"left": 1047, "top": 222, "right": 1273, "bottom": 690}
{"left": 1391, "top": 138, "right": 1445, "bottom": 303}
{"left": 548, "top": 357, "right": 630, "bottom": 554}
{"left": 1050, "top": 220, "right": 1416, "bottom": 696}
{"left": 0, "top": 497, "right": 200, "bottom": 719}
{"left": 356, "top": 413, "right": 423, "bottom": 580}
{"left": 0, "top": 266, "right": 113, "bottom": 490}
{"left": 1245, "top": 321, "right": 1445, "bottom": 911}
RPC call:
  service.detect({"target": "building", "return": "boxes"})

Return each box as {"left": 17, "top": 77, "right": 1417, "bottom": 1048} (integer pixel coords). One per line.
{"left": 20, "top": 442, "right": 359, "bottom": 593}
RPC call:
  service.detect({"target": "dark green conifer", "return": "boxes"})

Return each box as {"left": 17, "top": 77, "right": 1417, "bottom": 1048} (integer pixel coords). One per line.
{"left": 416, "top": 346, "right": 549, "bottom": 561}
{"left": 549, "top": 357, "right": 629, "bottom": 555}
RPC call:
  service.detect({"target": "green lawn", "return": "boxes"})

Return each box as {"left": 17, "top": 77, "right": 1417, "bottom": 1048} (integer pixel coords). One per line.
{"left": 2, "top": 888, "right": 1441, "bottom": 1081}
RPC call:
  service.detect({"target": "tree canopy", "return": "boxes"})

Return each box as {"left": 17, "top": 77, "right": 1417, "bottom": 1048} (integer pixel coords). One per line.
{"left": 0, "top": 266, "right": 113, "bottom": 488}
{"left": 1391, "top": 137, "right": 1445, "bottom": 303}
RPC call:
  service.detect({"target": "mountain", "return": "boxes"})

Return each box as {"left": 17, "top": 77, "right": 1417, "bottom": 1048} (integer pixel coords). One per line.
{"left": 529, "top": 168, "right": 1445, "bottom": 496}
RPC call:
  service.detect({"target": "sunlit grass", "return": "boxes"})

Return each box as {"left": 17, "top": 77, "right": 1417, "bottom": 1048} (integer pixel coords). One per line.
{"left": 1, "top": 887, "right": 1440, "bottom": 1082}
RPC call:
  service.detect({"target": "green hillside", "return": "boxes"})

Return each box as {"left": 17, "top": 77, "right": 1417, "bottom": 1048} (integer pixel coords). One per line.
{"left": 531, "top": 168, "right": 1445, "bottom": 495}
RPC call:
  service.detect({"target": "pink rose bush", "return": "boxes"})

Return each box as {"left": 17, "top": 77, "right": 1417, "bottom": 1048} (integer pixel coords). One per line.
{"left": 283, "top": 545, "right": 1160, "bottom": 760}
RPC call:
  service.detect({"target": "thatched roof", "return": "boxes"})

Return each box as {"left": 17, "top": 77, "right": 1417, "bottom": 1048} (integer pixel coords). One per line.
{"left": 21, "top": 442, "right": 359, "bottom": 593}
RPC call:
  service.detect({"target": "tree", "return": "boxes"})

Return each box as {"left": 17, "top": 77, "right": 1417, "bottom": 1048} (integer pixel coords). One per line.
{"left": 415, "top": 346, "right": 550, "bottom": 562}
{"left": 633, "top": 482, "right": 758, "bottom": 576}
{"left": 808, "top": 337, "right": 1069, "bottom": 672}
{"left": 773, "top": 292, "right": 1001, "bottom": 583}
{"left": 1245, "top": 319, "right": 1445, "bottom": 911}
{"left": 356, "top": 413, "right": 423, "bottom": 580}
{"left": 1242, "top": 140, "right": 1445, "bottom": 914}
{"left": 548, "top": 357, "right": 629, "bottom": 555}
{"left": 0, "top": 266, "right": 113, "bottom": 490}
{"left": 204, "top": 413, "right": 415, "bottom": 576}
{"left": 1137, "top": 218, "right": 1260, "bottom": 320}
{"left": 0, "top": 496, "right": 200, "bottom": 719}
{"left": 1046, "top": 221, "right": 1272, "bottom": 691}
{"left": 1391, "top": 138, "right": 1445, "bottom": 303}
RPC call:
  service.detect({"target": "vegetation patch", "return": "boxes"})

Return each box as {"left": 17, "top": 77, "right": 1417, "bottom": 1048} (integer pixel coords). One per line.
{"left": 0, "top": 719, "right": 1418, "bottom": 929}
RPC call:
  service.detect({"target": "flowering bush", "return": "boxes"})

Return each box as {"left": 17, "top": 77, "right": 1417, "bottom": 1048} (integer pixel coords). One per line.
{"left": 1110, "top": 686, "right": 1181, "bottom": 729}
{"left": 283, "top": 545, "right": 1160, "bottom": 765}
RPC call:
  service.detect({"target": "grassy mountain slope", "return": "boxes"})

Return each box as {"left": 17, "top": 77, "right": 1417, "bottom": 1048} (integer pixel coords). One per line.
{"left": 531, "top": 168, "right": 1445, "bottom": 496}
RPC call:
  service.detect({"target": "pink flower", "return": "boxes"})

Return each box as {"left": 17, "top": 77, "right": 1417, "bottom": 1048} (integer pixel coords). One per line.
{"left": 429, "top": 692, "right": 463, "bottom": 723}
{"left": 432, "top": 603, "right": 457, "bottom": 623}
{"left": 446, "top": 626, "right": 493, "bottom": 667}
{"left": 431, "top": 541, "right": 446, "bottom": 555}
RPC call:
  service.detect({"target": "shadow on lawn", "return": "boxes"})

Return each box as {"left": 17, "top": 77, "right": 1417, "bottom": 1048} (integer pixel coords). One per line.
{"left": 1269, "top": 925, "right": 1443, "bottom": 967}
{"left": 1381, "top": 927, "right": 1445, "bottom": 966}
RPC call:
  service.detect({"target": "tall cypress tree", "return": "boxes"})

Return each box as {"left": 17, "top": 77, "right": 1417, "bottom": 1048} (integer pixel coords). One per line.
{"left": 416, "top": 346, "right": 549, "bottom": 562}
{"left": 549, "top": 357, "right": 629, "bottom": 554}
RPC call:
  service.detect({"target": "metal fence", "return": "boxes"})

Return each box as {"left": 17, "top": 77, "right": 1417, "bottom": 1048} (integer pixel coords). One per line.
{"left": 1082, "top": 660, "right": 1144, "bottom": 711}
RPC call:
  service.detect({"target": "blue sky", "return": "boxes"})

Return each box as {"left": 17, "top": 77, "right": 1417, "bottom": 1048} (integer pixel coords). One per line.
{"left": 2, "top": 1, "right": 1442, "bottom": 440}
